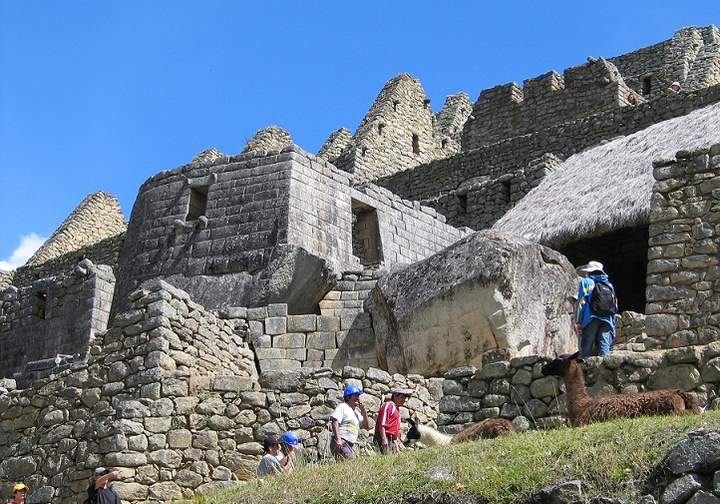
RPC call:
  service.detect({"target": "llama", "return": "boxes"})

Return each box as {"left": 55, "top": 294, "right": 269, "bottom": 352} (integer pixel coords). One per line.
{"left": 406, "top": 417, "right": 515, "bottom": 446}
{"left": 541, "top": 352, "right": 700, "bottom": 426}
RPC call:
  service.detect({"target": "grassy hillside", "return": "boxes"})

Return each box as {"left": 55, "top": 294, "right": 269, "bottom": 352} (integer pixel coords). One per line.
{"left": 188, "top": 411, "right": 720, "bottom": 504}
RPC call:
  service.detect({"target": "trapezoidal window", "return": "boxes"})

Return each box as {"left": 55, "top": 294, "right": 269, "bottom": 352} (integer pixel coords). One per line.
{"left": 352, "top": 200, "right": 382, "bottom": 266}
{"left": 186, "top": 185, "right": 209, "bottom": 221}
{"left": 559, "top": 225, "right": 649, "bottom": 313}
{"left": 641, "top": 76, "right": 652, "bottom": 96}
{"left": 378, "top": 123, "right": 385, "bottom": 135}
{"left": 34, "top": 291, "right": 48, "bottom": 319}
{"left": 412, "top": 134, "right": 420, "bottom": 154}
{"left": 457, "top": 193, "right": 468, "bottom": 214}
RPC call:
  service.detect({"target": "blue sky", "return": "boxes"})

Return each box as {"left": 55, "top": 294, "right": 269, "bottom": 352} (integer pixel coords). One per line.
{"left": 1, "top": 1, "right": 718, "bottom": 268}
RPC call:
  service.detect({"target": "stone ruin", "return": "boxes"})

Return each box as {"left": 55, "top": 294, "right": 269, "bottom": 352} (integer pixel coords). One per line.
{"left": 2, "top": 25, "right": 720, "bottom": 503}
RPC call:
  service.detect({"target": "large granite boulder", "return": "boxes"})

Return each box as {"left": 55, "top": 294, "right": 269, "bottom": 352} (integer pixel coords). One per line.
{"left": 370, "top": 231, "right": 577, "bottom": 375}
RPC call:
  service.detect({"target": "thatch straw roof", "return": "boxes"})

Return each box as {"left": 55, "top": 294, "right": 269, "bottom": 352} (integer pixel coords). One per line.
{"left": 493, "top": 101, "right": 720, "bottom": 246}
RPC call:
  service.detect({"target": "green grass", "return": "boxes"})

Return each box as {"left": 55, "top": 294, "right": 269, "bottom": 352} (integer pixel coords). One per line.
{"left": 186, "top": 411, "right": 720, "bottom": 504}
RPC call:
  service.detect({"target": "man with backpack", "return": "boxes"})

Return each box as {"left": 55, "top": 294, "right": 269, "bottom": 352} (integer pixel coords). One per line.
{"left": 575, "top": 260, "right": 617, "bottom": 358}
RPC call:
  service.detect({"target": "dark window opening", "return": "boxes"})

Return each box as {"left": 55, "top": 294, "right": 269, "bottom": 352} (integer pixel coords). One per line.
{"left": 559, "top": 225, "right": 649, "bottom": 313}
{"left": 361, "top": 147, "right": 368, "bottom": 157}
{"left": 423, "top": 98, "right": 431, "bottom": 109}
{"left": 642, "top": 76, "right": 652, "bottom": 96}
{"left": 441, "top": 138, "right": 448, "bottom": 149}
{"left": 187, "top": 185, "right": 209, "bottom": 221}
{"left": 499, "top": 180, "right": 511, "bottom": 203}
{"left": 378, "top": 123, "right": 385, "bottom": 135}
{"left": 393, "top": 100, "right": 399, "bottom": 112}
{"left": 352, "top": 200, "right": 383, "bottom": 266}
{"left": 412, "top": 134, "right": 420, "bottom": 154}
{"left": 457, "top": 193, "right": 468, "bottom": 214}
{"left": 34, "top": 291, "right": 48, "bottom": 319}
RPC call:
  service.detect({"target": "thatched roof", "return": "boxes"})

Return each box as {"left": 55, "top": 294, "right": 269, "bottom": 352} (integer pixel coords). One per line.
{"left": 493, "top": 101, "right": 720, "bottom": 246}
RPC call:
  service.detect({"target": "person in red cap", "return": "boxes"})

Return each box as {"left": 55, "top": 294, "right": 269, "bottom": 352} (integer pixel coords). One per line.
{"left": 374, "top": 389, "right": 411, "bottom": 454}
{"left": 6, "top": 483, "right": 28, "bottom": 504}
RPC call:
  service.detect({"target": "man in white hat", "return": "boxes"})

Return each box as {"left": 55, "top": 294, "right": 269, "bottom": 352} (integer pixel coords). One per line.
{"left": 575, "top": 261, "right": 617, "bottom": 358}
{"left": 667, "top": 81, "right": 681, "bottom": 93}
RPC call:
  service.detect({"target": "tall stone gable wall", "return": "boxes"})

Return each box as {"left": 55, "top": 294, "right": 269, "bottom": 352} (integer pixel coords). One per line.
{"left": 645, "top": 144, "right": 720, "bottom": 348}
{"left": 0, "top": 260, "right": 115, "bottom": 381}
{"left": 335, "top": 74, "right": 453, "bottom": 183}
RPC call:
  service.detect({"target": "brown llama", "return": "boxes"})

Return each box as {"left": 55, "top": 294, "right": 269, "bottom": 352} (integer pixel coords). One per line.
{"left": 541, "top": 352, "right": 700, "bottom": 426}
{"left": 406, "top": 417, "right": 515, "bottom": 446}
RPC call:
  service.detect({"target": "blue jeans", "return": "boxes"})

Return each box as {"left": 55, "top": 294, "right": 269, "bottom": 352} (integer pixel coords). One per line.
{"left": 580, "top": 318, "right": 613, "bottom": 358}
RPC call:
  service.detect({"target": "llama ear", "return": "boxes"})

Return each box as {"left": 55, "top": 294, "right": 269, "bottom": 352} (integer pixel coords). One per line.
{"left": 569, "top": 351, "right": 581, "bottom": 361}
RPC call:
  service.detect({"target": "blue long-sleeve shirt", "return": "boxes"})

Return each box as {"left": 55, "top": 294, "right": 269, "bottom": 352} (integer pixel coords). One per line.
{"left": 576, "top": 274, "right": 616, "bottom": 331}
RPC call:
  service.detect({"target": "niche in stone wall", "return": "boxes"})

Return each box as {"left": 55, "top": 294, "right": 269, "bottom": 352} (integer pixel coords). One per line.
{"left": 559, "top": 225, "right": 649, "bottom": 313}
{"left": 186, "top": 185, "right": 209, "bottom": 221}
{"left": 642, "top": 76, "right": 652, "bottom": 96}
{"left": 352, "top": 200, "right": 383, "bottom": 266}
{"left": 34, "top": 291, "right": 48, "bottom": 319}
{"left": 412, "top": 134, "right": 420, "bottom": 154}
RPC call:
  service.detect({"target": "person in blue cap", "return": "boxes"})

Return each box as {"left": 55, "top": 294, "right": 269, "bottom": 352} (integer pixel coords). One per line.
{"left": 278, "top": 431, "right": 301, "bottom": 472}
{"left": 330, "top": 383, "right": 369, "bottom": 460}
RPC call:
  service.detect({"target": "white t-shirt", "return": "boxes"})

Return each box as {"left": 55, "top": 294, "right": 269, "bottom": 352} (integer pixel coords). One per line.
{"left": 331, "top": 402, "right": 362, "bottom": 444}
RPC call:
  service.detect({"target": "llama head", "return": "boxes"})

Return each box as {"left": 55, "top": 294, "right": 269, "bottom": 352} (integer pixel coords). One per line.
{"left": 541, "top": 352, "right": 584, "bottom": 376}
{"left": 406, "top": 417, "right": 421, "bottom": 441}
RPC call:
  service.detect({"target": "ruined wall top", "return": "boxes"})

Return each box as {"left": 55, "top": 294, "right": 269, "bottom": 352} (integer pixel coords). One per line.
{"left": 462, "top": 25, "right": 720, "bottom": 151}
{"left": 192, "top": 147, "right": 227, "bottom": 165}
{"left": 26, "top": 191, "right": 127, "bottom": 267}
{"left": 317, "top": 128, "right": 352, "bottom": 165}
{"left": 242, "top": 125, "right": 293, "bottom": 155}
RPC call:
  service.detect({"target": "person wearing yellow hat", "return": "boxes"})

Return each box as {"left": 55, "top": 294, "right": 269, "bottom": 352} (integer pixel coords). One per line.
{"left": 7, "top": 483, "right": 28, "bottom": 504}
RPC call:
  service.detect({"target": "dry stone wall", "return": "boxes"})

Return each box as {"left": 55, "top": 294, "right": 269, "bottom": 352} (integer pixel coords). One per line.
{"left": 241, "top": 126, "right": 293, "bottom": 155}
{"left": 645, "top": 144, "right": 720, "bottom": 349}
{"left": 317, "top": 128, "right": 352, "bottom": 165}
{"left": 0, "top": 259, "right": 115, "bottom": 382}
{"left": 438, "top": 342, "right": 720, "bottom": 434}
{"left": 0, "top": 281, "right": 442, "bottom": 504}
{"left": 377, "top": 82, "right": 720, "bottom": 215}
{"left": 463, "top": 58, "right": 638, "bottom": 150}
{"left": 425, "top": 153, "right": 562, "bottom": 230}
{"left": 335, "top": 74, "right": 456, "bottom": 183}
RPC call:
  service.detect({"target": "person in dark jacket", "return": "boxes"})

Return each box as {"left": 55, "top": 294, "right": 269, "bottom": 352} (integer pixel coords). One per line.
{"left": 85, "top": 467, "right": 121, "bottom": 504}
{"left": 575, "top": 261, "right": 617, "bottom": 358}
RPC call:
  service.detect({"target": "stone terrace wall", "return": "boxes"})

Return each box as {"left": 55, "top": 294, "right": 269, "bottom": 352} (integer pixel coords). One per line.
{"left": 438, "top": 343, "right": 720, "bottom": 434}
{"left": 351, "top": 183, "right": 470, "bottom": 264}
{"left": 0, "top": 271, "right": 13, "bottom": 292}
{"left": 376, "top": 84, "right": 720, "bottom": 208}
{"left": 645, "top": 144, "right": 720, "bottom": 348}
{"left": 0, "top": 259, "right": 115, "bottom": 382}
{"left": 0, "top": 281, "right": 442, "bottom": 504}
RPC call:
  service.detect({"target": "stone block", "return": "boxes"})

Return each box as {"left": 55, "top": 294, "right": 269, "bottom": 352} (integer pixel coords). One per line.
{"left": 648, "top": 364, "right": 701, "bottom": 391}
{"left": 287, "top": 314, "right": 316, "bottom": 332}
{"left": 317, "top": 315, "right": 341, "bottom": 331}
{"left": 273, "top": 333, "right": 306, "bottom": 348}
{"left": 267, "top": 303, "right": 288, "bottom": 317}
{"left": 247, "top": 307, "right": 268, "bottom": 320}
{"left": 265, "top": 317, "right": 287, "bottom": 335}
{"left": 260, "top": 359, "right": 302, "bottom": 372}
{"left": 213, "top": 376, "right": 255, "bottom": 392}
{"left": 661, "top": 473, "right": 702, "bottom": 504}
{"left": 307, "top": 331, "right": 336, "bottom": 349}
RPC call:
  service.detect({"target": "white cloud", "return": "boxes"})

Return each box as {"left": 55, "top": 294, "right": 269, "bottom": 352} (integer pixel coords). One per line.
{"left": 0, "top": 233, "right": 47, "bottom": 271}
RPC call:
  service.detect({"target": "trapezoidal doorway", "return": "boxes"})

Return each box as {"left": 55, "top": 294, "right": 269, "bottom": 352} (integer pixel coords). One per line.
{"left": 559, "top": 225, "right": 649, "bottom": 313}
{"left": 352, "top": 199, "right": 383, "bottom": 266}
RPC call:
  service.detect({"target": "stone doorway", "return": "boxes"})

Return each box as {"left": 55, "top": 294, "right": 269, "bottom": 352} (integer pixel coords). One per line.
{"left": 352, "top": 200, "right": 382, "bottom": 266}
{"left": 559, "top": 225, "right": 649, "bottom": 313}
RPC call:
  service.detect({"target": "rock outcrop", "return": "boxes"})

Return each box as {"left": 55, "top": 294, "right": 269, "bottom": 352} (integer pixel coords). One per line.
{"left": 370, "top": 231, "right": 577, "bottom": 375}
